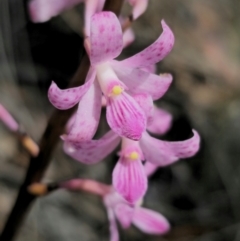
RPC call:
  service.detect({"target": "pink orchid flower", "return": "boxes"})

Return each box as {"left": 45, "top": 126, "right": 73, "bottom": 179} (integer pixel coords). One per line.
{"left": 103, "top": 190, "right": 170, "bottom": 241}
{"left": 61, "top": 178, "right": 170, "bottom": 240}
{"left": 48, "top": 11, "right": 174, "bottom": 141}
{"left": 64, "top": 104, "right": 200, "bottom": 203}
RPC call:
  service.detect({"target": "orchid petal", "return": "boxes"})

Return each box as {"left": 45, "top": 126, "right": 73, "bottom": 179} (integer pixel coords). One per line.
{"left": 132, "top": 93, "right": 154, "bottom": 124}
{"left": 64, "top": 130, "right": 121, "bottom": 164}
{"left": 28, "top": 0, "right": 84, "bottom": 23}
{"left": 64, "top": 80, "right": 102, "bottom": 142}
{"left": 113, "top": 157, "right": 147, "bottom": 203}
{"left": 48, "top": 68, "right": 96, "bottom": 110}
{"left": 106, "top": 208, "right": 119, "bottom": 241}
{"left": 114, "top": 203, "right": 134, "bottom": 229}
{"left": 140, "top": 130, "right": 200, "bottom": 166}
{"left": 84, "top": 0, "right": 101, "bottom": 36}
{"left": 0, "top": 104, "right": 19, "bottom": 131}
{"left": 144, "top": 162, "right": 159, "bottom": 177}
{"left": 112, "top": 62, "right": 172, "bottom": 100}
{"left": 123, "top": 27, "right": 135, "bottom": 48}
{"left": 90, "top": 12, "right": 123, "bottom": 65}
{"left": 106, "top": 92, "right": 146, "bottom": 140}
{"left": 147, "top": 106, "right": 172, "bottom": 135}
{"left": 120, "top": 20, "right": 174, "bottom": 68}
{"left": 128, "top": 0, "right": 148, "bottom": 20}
{"left": 141, "top": 64, "right": 156, "bottom": 74}
{"left": 132, "top": 207, "right": 170, "bottom": 234}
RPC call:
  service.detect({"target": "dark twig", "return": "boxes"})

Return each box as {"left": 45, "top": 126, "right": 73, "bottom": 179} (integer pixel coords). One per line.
{"left": 0, "top": 1, "right": 124, "bottom": 240}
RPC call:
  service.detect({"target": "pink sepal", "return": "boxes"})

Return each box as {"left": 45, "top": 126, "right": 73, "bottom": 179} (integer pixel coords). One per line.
{"left": 63, "top": 130, "right": 121, "bottom": 164}
{"left": 48, "top": 68, "right": 96, "bottom": 110}
{"left": 28, "top": 0, "right": 84, "bottom": 23}
{"left": 106, "top": 208, "right": 120, "bottom": 241}
{"left": 63, "top": 80, "right": 102, "bottom": 142}
{"left": 132, "top": 93, "right": 154, "bottom": 124}
{"left": 132, "top": 207, "right": 170, "bottom": 234}
{"left": 114, "top": 203, "right": 134, "bottom": 228}
{"left": 144, "top": 162, "right": 159, "bottom": 177}
{"left": 140, "top": 130, "right": 200, "bottom": 166}
{"left": 111, "top": 62, "right": 172, "bottom": 100}
{"left": 120, "top": 20, "right": 174, "bottom": 68}
{"left": 90, "top": 12, "right": 123, "bottom": 65}
{"left": 147, "top": 106, "right": 172, "bottom": 135}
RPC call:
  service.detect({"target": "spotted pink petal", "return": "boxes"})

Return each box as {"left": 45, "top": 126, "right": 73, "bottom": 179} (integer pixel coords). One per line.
{"left": 120, "top": 20, "right": 174, "bottom": 68}
{"left": 106, "top": 208, "right": 119, "bottom": 241}
{"left": 132, "top": 207, "right": 170, "bottom": 234}
{"left": 128, "top": 0, "right": 148, "bottom": 20}
{"left": 106, "top": 92, "right": 146, "bottom": 140}
{"left": 132, "top": 93, "right": 154, "bottom": 124}
{"left": 111, "top": 62, "right": 172, "bottom": 100}
{"left": 28, "top": 0, "right": 84, "bottom": 23}
{"left": 0, "top": 104, "right": 19, "bottom": 131}
{"left": 63, "top": 80, "right": 102, "bottom": 142}
{"left": 140, "top": 130, "right": 200, "bottom": 166}
{"left": 63, "top": 130, "right": 121, "bottom": 164}
{"left": 113, "top": 157, "right": 147, "bottom": 203}
{"left": 114, "top": 203, "right": 134, "bottom": 229}
{"left": 144, "top": 162, "right": 159, "bottom": 177}
{"left": 90, "top": 12, "right": 123, "bottom": 65}
{"left": 147, "top": 106, "right": 172, "bottom": 135}
{"left": 48, "top": 68, "right": 96, "bottom": 110}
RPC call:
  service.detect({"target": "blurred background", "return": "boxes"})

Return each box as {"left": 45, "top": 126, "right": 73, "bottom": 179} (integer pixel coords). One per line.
{"left": 1, "top": 0, "right": 240, "bottom": 240}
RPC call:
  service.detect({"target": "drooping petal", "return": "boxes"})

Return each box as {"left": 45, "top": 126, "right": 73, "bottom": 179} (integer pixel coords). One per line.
{"left": 147, "top": 106, "right": 172, "bottom": 135}
{"left": 111, "top": 62, "right": 172, "bottom": 100}
{"left": 144, "top": 162, "right": 159, "bottom": 177}
{"left": 128, "top": 0, "right": 148, "bottom": 20}
{"left": 113, "top": 156, "right": 147, "bottom": 203}
{"left": 120, "top": 20, "right": 174, "bottom": 68}
{"left": 106, "top": 92, "right": 146, "bottom": 140}
{"left": 63, "top": 80, "right": 102, "bottom": 142}
{"left": 90, "top": 12, "right": 123, "bottom": 65}
{"left": 140, "top": 130, "right": 200, "bottom": 166}
{"left": 48, "top": 68, "right": 96, "bottom": 110}
{"left": 0, "top": 104, "right": 19, "bottom": 131}
{"left": 64, "top": 130, "right": 121, "bottom": 164}
{"left": 106, "top": 208, "right": 119, "bottom": 241}
{"left": 132, "top": 207, "right": 170, "bottom": 234}
{"left": 28, "top": 0, "right": 84, "bottom": 23}
{"left": 114, "top": 203, "right": 134, "bottom": 229}
{"left": 132, "top": 93, "right": 154, "bottom": 124}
